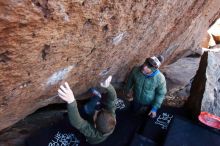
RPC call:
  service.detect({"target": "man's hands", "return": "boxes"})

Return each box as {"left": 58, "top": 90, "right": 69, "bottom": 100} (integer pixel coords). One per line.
{"left": 148, "top": 110, "right": 157, "bottom": 118}
{"left": 100, "top": 76, "right": 112, "bottom": 88}
{"left": 126, "top": 91, "right": 133, "bottom": 101}
{"left": 58, "top": 76, "right": 112, "bottom": 103}
{"left": 58, "top": 82, "right": 75, "bottom": 104}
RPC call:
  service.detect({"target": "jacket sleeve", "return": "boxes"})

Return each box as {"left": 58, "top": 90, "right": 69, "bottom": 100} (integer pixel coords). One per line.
{"left": 152, "top": 80, "right": 167, "bottom": 109}
{"left": 102, "top": 84, "right": 117, "bottom": 113}
{"left": 67, "top": 101, "right": 101, "bottom": 138}
{"left": 124, "top": 67, "right": 135, "bottom": 94}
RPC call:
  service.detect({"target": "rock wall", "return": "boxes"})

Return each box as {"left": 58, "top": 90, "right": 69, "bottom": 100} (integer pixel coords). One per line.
{"left": 0, "top": 0, "right": 220, "bottom": 131}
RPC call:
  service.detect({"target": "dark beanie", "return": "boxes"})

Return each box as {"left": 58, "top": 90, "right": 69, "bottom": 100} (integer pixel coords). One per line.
{"left": 144, "top": 55, "right": 164, "bottom": 69}
{"left": 157, "top": 55, "right": 164, "bottom": 63}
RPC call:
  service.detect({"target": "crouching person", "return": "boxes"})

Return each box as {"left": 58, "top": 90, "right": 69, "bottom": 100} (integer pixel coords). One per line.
{"left": 58, "top": 76, "right": 117, "bottom": 144}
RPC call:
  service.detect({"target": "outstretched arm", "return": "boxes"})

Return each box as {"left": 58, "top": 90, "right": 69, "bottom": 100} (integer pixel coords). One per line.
{"left": 100, "top": 76, "right": 117, "bottom": 113}
{"left": 58, "top": 82, "right": 86, "bottom": 129}
{"left": 58, "top": 82, "right": 100, "bottom": 137}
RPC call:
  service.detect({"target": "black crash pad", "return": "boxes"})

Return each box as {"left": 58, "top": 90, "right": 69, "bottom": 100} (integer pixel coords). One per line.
{"left": 26, "top": 100, "right": 193, "bottom": 146}
{"left": 140, "top": 107, "right": 188, "bottom": 145}
{"left": 130, "top": 134, "right": 157, "bottom": 146}
{"left": 163, "top": 116, "right": 220, "bottom": 146}
{"left": 26, "top": 110, "right": 144, "bottom": 146}
{"left": 26, "top": 116, "right": 87, "bottom": 146}
{"left": 126, "top": 107, "right": 188, "bottom": 146}
{"left": 26, "top": 98, "right": 144, "bottom": 146}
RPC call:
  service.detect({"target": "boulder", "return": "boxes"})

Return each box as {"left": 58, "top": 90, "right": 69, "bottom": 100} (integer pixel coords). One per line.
{"left": 186, "top": 52, "right": 220, "bottom": 118}
{"left": 162, "top": 57, "right": 200, "bottom": 107}
{"left": 162, "top": 57, "right": 200, "bottom": 91}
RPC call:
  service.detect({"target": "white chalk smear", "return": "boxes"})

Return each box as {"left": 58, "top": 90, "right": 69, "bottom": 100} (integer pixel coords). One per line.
{"left": 112, "top": 32, "right": 125, "bottom": 45}
{"left": 48, "top": 131, "right": 80, "bottom": 146}
{"left": 115, "top": 98, "right": 126, "bottom": 110}
{"left": 46, "top": 65, "right": 75, "bottom": 86}
{"left": 58, "top": 2, "right": 70, "bottom": 22}
{"left": 155, "top": 113, "right": 173, "bottom": 130}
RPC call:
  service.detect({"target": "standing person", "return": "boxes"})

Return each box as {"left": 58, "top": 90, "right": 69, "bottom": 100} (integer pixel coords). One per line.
{"left": 124, "top": 55, "right": 167, "bottom": 118}
{"left": 58, "top": 76, "right": 117, "bottom": 144}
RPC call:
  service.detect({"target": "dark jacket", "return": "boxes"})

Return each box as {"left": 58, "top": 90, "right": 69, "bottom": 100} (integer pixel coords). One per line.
{"left": 67, "top": 84, "right": 117, "bottom": 144}
{"left": 125, "top": 66, "right": 167, "bottom": 109}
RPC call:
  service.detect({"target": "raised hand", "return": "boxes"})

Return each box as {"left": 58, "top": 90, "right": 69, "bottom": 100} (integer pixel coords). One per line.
{"left": 58, "top": 82, "right": 75, "bottom": 104}
{"left": 100, "top": 76, "right": 112, "bottom": 88}
{"left": 148, "top": 110, "right": 157, "bottom": 118}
